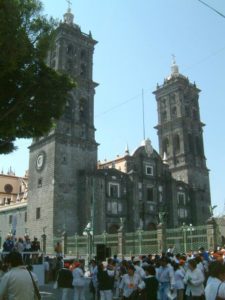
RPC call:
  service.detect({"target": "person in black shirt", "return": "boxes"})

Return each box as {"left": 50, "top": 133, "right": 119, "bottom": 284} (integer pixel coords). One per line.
{"left": 57, "top": 266, "right": 73, "bottom": 300}
{"left": 97, "top": 262, "right": 115, "bottom": 300}
{"left": 144, "top": 265, "right": 159, "bottom": 300}
{"left": 31, "top": 237, "right": 40, "bottom": 264}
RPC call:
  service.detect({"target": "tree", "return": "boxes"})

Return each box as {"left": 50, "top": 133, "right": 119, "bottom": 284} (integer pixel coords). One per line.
{"left": 0, "top": 0, "right": 75, "bottom": 154}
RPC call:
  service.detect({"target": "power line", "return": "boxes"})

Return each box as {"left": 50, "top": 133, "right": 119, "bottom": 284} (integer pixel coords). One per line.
{"left": 183, "top": 45, "right": 225, "bottom": 72}
{"left": 197, "top": 0, "right": 225, "bottom": 19}
{"left": 95, "top": 88, "right": 152, "bottom": 118}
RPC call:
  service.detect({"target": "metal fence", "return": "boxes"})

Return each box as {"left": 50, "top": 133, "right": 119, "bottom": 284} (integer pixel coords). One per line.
{"left": 50, "top": 223, "right": 215, "bottom": 259}
{"left": 166, "top": 225, "right": 207, "bottom": 253}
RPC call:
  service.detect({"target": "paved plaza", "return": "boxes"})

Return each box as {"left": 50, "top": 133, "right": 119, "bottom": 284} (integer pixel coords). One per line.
{"left": 40, "top": 280, "right": 93, "bottom": 299}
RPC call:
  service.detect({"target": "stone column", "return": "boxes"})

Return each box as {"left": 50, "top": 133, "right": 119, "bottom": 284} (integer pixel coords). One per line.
{"left": 206, "top": 218, "right": 217, "bottom": 251}
{"left": 61, "top": 231, "right": 67, "bottom": 256}
{"left": 157, "top": 223, "right": 166, "bottom": 254}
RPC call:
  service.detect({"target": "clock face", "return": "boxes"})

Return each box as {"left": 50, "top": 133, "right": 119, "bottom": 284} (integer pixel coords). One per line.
{"left": 36, "top": 152, "right": 45, "bottom": 171}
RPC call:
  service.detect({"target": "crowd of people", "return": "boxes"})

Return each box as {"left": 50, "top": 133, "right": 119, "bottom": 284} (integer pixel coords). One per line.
{"left": 1, "top": 234, "right": 41, "bottom": 264}
{"left": 1, "top": 241, "right": 225, "bottom": 299}
{"left": 54, "top": 246, "right": 225, "bottom": 300}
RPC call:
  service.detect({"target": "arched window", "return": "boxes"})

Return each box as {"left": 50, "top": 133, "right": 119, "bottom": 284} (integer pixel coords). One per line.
{"left": 147, "top": 223, "right": 156, "bottom": 231}
{"left": 108, "top": 224, "right": 119, "bottom": 234}
{"left": 171, "top": 106, "right": 177, "bottom": 118}
{"left": 67, "top": 44, "right": 74, "bottom": 55}
{"left": 195, "top": 136, "right": 204, "bottom": 157}
{"left": 80, "top": 64, "right": 86, "bottom": 77}
{"left": 163, "top": 137, "right": 169, "bottom": 155}
{"left": 174, "top": 134, "right": 180, "bottom": 153}
{"left": 185, "top": 106, "right": 190, "bottom": 117}
{"left": 193, "top": 108, "right": 198, "bottom": 120}
{"left": 170, "top": 94, "right": 176, "bottom": 104}
{"left": 80, "top": 49, "right": 86, "bottom": 59}
{"left": 161, "top": 111, "right": 167, "bottom": 122}
{"left": 188, "top": 134, "right": 194, "bottom": 153}
{"left": 79, "top": 98, "right": 88, "bottom": 122}
{"left": 66, "top": 59, "right": 73, "bottom": 73}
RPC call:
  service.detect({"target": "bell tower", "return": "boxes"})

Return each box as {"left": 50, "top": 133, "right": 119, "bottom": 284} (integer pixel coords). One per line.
{"left": 27, "top": 7, "right": 98, "bottom": 244}
{"left": 153, "top": 59, "right": 211, "bottom": 224}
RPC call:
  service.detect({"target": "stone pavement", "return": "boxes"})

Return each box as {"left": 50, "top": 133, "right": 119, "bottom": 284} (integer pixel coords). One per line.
{"left": 40, "top": 281, "right": 93, "bottom": 300}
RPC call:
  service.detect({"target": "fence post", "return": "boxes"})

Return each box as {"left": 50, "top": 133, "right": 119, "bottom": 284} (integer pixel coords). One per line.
{"left": 137, "top": 229, "right": 143, "bottom": 254}
{"left": 74, "top": 233, "right": 78, "bottom": 258}
{"left": 41, "top": 233, "right": 46, "bottom": 254}
{"left": 206, "top": 218, "right": 217, "bottom": 251}
{"left": 118, "top": 219, "right": 125, "bottom": 258}
{"left": 157, "top": 223, "right": 166, "bottom": 254}
{"left": 61, "top": 231, "right": 67, "bottom": 256}
{"left": 103, "top": 230, "right": 107, "bottom": 245}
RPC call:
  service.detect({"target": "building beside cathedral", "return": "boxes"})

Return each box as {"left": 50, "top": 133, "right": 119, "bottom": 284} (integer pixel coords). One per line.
{"left": 0, "top": 7, "right": 211, "bottom": 245}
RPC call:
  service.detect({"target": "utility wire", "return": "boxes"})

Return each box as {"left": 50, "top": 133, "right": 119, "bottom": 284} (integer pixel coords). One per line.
{"left": 95, "top": 88, "right": 152, "bottom": 118}
{"left": 197, "top": 0, "right": 225, "bottom": 19}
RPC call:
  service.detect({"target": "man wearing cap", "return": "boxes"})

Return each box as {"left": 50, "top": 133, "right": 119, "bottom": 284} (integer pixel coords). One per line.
{"left": 133, "top": 257, "right": 146, "bottom": 280}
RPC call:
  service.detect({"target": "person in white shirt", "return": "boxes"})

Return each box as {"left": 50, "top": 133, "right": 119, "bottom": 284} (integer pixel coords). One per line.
{"left": 119, "top": 264, "right": 145, "bottom": 299}
{"left": 205, "top": 261, "right": 225, "bottom": 300}
{"left": 72, "top": 260, "right": 86, "bottom": 300}
{"left": 133, "top": 257, "right": 146, "bottom": 279}
{"left": 0, "top": 251, "right": 39, "bottom": 300}
{"left": 157, "top": 257, "right": 175, "bottom": 300}
{"left": 173, "top": 263, "right": 185, "bottom": 300}
{"left": 183, "top": 259, "right": 204, "bottom": 300}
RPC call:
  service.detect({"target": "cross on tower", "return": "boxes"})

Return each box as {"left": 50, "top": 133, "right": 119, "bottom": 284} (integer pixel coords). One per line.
{"left": 66, "top": 0, "right": 72, "bottom": 10}
{"left": 172, "top": 54, "right": 176, "bottom": 64}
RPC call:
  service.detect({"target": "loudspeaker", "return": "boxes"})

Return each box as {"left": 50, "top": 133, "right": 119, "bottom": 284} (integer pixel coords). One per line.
{"left": 96, "top": 244, "right": 106, "bottom": 261}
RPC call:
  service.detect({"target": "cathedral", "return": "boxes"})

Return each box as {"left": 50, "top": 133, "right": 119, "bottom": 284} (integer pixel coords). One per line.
{"left": 0, "top": 7, "right": 211, "bottom": 243}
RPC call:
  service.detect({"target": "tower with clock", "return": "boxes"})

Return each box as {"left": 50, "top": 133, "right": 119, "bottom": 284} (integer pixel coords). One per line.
{"left": 27, "top": 7, "right": 98, "bottom": 243}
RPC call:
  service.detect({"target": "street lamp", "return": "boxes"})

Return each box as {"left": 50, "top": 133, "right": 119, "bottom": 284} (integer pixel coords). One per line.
{"left": 187, "top": 224, "right": 195, "bottom": 251}
{"left": 182, "top": 223, "right": 195, "bottom": 252}
{"left": 182, "top": 223, "right": 187, "bottom": 253}
{"left": 83, "top": 222, "right": 93, "bottom": 262}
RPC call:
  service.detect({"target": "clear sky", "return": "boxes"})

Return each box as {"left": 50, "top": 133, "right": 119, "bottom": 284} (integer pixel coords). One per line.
{"left": 1, "top": 0, "right": 225, "bottom": 216}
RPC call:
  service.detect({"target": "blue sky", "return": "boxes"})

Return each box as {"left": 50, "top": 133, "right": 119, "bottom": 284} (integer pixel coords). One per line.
{"left": 1, "top": 0, "right": 225, "bottom": 216}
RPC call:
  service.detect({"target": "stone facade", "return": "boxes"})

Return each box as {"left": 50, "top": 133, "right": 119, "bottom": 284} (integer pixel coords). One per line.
{"left": 0, "top": 8, "right": 211, "bottom": 246}
{"left": 153, "top": 61, "right": 211, "bottom": 224}
{"left": 27, "top": 9, "right": 98, "bottom": 242}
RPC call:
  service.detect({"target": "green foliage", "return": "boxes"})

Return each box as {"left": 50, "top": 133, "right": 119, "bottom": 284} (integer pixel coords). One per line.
{"left": 0, "top": 0, "right": 75, "bottom": 154}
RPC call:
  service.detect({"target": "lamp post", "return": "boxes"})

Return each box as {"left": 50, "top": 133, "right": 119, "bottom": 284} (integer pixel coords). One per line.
{"left": 182, "top": 223, "right": 195, "bottom": 252}
{"left": 187, "top": 224, "right": 195, "bottom": 251}
{"left": 182, "top": 223, "right": 187, "bottom": 253}
{"left": 83, "top": 222, "right": 93, "bottom": 262}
